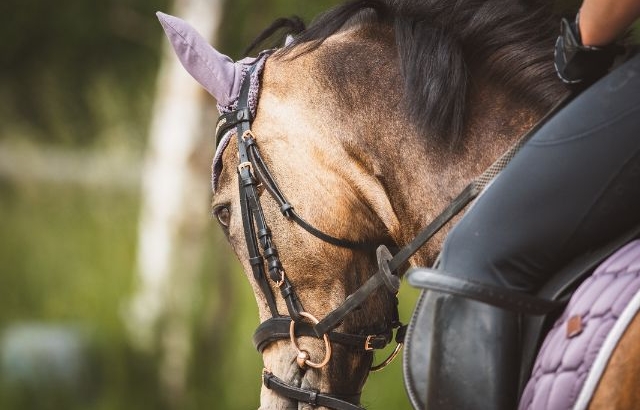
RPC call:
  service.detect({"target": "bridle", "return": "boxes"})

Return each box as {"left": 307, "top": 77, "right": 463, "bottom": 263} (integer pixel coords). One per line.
{"left": 214, "top": 59, "right": 572, "bottom": 409}
{"left": 215, "top": 63, "right": 405, "bottom": 410}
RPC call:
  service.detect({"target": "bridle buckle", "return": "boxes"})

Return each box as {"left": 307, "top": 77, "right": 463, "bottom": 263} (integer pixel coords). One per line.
{"left": 364, "top": 335, "right": 375, "bottom": 351}
{"left": 241, "top": 129, "right": 256, "bottom": 141}
{"left": 238, "top": 161, "right": 253, "bottom": 174}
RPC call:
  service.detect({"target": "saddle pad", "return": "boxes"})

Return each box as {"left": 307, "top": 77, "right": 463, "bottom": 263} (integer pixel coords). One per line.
{"left": 518, "top": 239, "right": 640, "bottom": 410}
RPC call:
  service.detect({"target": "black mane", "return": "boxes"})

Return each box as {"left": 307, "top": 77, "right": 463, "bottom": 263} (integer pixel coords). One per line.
{"left": 244, "top": 16, "right": 306, "bottom": 55}
{"left": 282, "top": 0, "right": 570, "bottom": 146}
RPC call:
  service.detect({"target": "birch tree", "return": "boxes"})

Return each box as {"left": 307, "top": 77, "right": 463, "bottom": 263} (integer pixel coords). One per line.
{"left": 125, "top": 0, "right": 223, "bottom": 405}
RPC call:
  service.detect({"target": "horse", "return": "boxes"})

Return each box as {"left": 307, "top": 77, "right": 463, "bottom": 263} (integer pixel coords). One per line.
{"left": 157, "top": 0, "right": 640, "bottom": 408}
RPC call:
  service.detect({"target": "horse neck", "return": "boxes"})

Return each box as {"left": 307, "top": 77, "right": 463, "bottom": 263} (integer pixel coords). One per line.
{"left": 371, "top": 80, "right": 547, "bottom": 267}
{"left": 282, "top": 27, "right": 558, "bottom": 266}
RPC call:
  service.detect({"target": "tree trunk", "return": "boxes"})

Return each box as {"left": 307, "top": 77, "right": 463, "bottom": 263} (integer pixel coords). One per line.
{"left": 125, "top": 0, "right": 223, "bottom": 406}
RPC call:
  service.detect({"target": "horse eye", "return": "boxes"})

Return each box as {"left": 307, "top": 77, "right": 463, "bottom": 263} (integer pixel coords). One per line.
{"left": 214, "top": 206, "right": 231, "bottom": 228}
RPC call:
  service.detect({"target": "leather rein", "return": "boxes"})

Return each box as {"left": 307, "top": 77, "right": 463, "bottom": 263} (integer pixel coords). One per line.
{"left": 214, "top": 61, "right": 572, "bottom": 409}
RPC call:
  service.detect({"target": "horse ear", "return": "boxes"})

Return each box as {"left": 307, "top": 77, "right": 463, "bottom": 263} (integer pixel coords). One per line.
{"left": 156, "top": 12, "right": 246, "bottom": 106}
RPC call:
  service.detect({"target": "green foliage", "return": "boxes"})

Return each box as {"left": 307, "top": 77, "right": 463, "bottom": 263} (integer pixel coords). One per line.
{"left": 0, "top": 0, "right": 169, "bottom": 148}
{"left": 0, "top": 0, "right": 344, "bottom": 148}
{"left": 219, "top": 0, "right": 343, "bottom": 58}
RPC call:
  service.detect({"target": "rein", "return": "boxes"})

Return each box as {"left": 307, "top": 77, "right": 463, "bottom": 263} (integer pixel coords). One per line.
{"left": 215, "top": 60, "right": 573, "bottom": 409}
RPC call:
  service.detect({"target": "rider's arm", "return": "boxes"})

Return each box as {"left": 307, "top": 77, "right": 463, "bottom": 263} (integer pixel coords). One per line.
{"left": 579, "top": 0, "right": 640, "bottom": 46}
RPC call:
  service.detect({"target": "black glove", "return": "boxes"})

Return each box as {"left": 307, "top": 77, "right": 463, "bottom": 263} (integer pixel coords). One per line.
{"left": 554, "top": 14, "right": 622, "bottom": 85}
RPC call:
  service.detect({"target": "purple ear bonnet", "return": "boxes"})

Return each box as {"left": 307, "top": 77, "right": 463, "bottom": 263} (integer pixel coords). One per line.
{"left": 156, "top": 12, "right": 273, "bottom": 191}
{"left": 157, "top": 12, "right": 248, "bottom": 106}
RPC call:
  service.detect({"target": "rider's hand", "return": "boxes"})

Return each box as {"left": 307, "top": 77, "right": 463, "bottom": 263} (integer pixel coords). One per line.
{"left": 554, "top": 14, "right": 623, "bottom": 85}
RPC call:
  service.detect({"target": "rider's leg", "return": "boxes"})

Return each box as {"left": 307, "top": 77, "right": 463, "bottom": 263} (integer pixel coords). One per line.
{"left": 442, "top": 52, "right": 640, "bottom": 292}
{"left": 418, "top": 53, "right": 640, "bottom": 409}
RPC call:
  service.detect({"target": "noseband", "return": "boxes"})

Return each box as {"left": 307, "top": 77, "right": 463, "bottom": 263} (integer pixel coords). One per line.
{"left": 215, "top": 63, "right": 405, "bottom": 409}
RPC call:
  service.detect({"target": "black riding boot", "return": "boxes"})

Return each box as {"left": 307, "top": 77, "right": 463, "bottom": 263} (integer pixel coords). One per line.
{"left": 404, "top": 275, "right": 520, "bottom": 410}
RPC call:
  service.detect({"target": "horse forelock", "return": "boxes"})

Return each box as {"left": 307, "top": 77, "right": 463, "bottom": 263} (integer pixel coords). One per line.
{"left": 281, "top": 0, "right": 568, "bottom": 147}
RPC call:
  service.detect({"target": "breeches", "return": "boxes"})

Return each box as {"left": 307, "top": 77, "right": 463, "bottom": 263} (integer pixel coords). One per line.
{"left": 439, "top": 53, "right": 640, "bottom": 292}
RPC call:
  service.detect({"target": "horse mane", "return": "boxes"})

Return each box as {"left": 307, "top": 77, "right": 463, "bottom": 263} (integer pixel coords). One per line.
{"left": 275, "top": 0, "right": 570, "bottom": 146}
{"left": 244, "top": 16, "right": 306, "bottom": 55}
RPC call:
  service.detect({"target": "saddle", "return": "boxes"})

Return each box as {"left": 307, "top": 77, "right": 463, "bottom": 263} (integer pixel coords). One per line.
{"left": 403, "top": 224, "right": 640, "bottom": 409}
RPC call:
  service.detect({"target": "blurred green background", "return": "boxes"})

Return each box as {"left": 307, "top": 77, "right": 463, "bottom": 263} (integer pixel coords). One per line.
{"left": 0, "top": 0, "right": 419, "bottom": 409}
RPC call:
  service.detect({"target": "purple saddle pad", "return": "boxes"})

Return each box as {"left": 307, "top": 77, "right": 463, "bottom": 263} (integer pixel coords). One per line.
{"left": 518, "top": 239, "right": 640, "bottom": 410}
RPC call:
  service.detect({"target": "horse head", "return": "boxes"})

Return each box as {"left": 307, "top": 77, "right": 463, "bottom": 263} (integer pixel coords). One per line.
{"left": 211, "top": 32, "right": 407, "bottom": 410}
{"left": 159, "top": 12, "right": 406, "bottom": 408}
{"left": 159, "top": 1, "right": 565, "bottom": 407}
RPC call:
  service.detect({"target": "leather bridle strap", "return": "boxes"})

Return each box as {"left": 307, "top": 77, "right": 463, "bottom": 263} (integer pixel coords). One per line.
{"left": 246, "top": 128, "right": 374, "bottom": 250}
{"left": 253, "top": 317, "right": 392, "bottom": 353}
{"left": 218, "top": 109, "right": 374, "bottom": 252}
{"left": 238, "top": 148, "right": 280, "bottom": 317}
{"left": 263, "top": 371, "right": 364, "bottom": 410}
{"left": 226, "top": 63, "right": 380, "bottom": 324}
{"left": 313, "top": 185, "right": 477, "bottom": 336}
{"left": 234, "top": 64, "right": 303, "bottom": 320}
